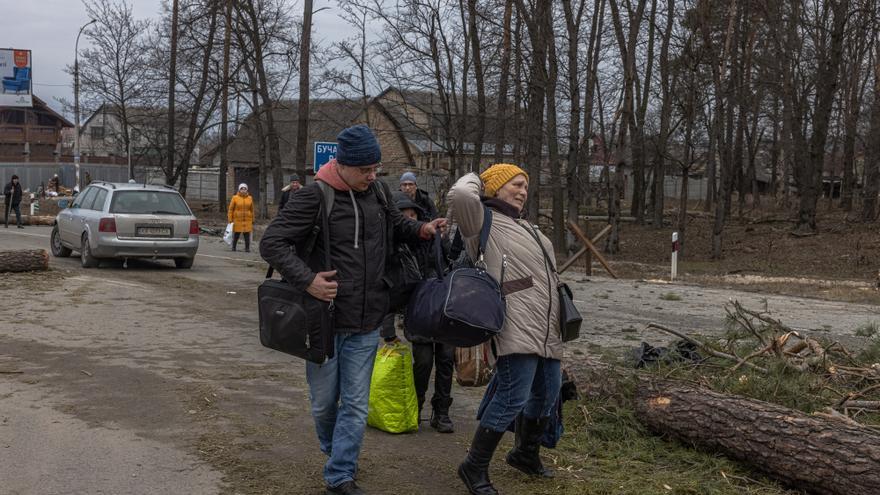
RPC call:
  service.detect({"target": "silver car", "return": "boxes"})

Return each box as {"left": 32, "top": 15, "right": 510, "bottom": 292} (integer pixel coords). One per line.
{"left": 50, "top": 181, "right": 200, "bottom": 268}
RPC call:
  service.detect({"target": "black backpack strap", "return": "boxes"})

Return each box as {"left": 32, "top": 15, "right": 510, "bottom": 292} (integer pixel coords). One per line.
{"left": 475, "top": 205, "right": 493, "bottom": 266}
{"left": 265, "top": 182, "right": 333, "bottom": 279}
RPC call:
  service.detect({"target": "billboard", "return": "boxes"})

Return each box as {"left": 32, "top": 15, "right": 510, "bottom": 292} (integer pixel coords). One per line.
{"left": 0, "top": 49, "right": 33, "bottom": 107}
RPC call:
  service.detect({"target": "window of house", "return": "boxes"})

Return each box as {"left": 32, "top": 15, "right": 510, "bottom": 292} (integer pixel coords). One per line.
{"left": 91, "top": 126, "right": 105, "bottom": 140}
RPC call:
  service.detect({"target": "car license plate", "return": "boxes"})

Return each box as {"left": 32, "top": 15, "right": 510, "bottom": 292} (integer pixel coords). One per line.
{"left": 137, "top": 226, "right": 172, "bottom": 237}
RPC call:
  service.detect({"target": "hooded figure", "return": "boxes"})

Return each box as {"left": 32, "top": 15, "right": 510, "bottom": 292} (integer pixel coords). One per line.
{"left": 4, "top": 174, "right": 23, "bottom": 228}
{"left": 227, "top": 183, "right": 254, "bottom": 251}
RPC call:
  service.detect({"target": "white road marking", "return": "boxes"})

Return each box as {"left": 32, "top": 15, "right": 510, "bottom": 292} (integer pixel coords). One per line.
{"left": 0, "top": 230, "right": 50, "bottom": 239}
{"left": 196, "top": 253, "right": 261, "bottom": 264}
{"left": 67, "top": 276, "right": 148, "bottom": 290}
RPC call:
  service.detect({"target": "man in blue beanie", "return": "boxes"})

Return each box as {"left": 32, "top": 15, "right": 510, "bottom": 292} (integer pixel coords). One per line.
{"left": 399, "top": 171, "right": 438, "bottom": 221}
{"left": 261, "top": 124, "right": 446, "bottom": 495}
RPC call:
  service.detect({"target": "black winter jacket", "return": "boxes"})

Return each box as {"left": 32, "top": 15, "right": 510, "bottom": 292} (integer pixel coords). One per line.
{"left": 4, "top": 182, "right": 22, "bottom": 205}
{"left": 260, "top": 180, "right": 426, "bottom": 334}
{"left": 414, "top": 188, "right": 438, "bottom": 220}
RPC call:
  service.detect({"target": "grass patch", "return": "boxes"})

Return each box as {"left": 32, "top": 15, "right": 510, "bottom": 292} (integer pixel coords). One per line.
{"left": 538, "top": 383, "right": 795, "bottom": 495}
{"left": 854, "top": 321, "right": 879, "bottom": 338}
{"left": 659, "top": 292, "right": 682, "bottom": 301}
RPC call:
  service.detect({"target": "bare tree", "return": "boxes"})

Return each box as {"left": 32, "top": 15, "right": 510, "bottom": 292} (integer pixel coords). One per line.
{"left": 74, "top": 0, "right": 150, "bottom": 170}
{"left": 294, "top": 0, "right": 314, "bottom": 181}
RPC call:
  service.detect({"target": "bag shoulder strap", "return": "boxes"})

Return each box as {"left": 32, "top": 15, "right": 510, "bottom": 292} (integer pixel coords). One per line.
{"left": 265, "top": 182, "right": 333, "bottom": 279}
{"left": 316, "top": 181, "right": 335, "bottom": 216}
{"left": 477, "top": 205, "right": 493, "bottom": 257}
{"left": 521, "top": 222, "right": 558, "bottom": 274}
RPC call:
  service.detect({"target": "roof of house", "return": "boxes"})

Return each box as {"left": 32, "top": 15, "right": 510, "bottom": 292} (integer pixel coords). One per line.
{"left": 227, "top": 98, "right": 366, "bottom": 167}
{"left": 0, "top": 95, "right": 74, "bottom": 128}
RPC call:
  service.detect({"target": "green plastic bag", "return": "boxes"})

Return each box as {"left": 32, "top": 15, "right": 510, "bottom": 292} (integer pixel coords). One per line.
{"left": 367, "top": 342, "right": 419, "bottom": 433}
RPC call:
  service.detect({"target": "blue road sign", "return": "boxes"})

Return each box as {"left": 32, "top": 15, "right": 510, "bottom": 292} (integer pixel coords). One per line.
{"left": 314, "top": 141, "right": 337, "bottom": 173}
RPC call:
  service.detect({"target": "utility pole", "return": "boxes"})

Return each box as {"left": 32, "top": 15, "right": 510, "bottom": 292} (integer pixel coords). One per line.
{"left": 74, "top": 19, "right": 96, "bottom": 192}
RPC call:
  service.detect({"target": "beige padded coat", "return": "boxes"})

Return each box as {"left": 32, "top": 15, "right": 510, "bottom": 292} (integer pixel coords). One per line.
{"left": 446, "top": 173, "right": 563, "bottom": 361}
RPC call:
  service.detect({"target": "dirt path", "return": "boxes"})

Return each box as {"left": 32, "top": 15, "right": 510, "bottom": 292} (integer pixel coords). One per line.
{"left": 2, "top": 226, "right": 878, "bottom": 494}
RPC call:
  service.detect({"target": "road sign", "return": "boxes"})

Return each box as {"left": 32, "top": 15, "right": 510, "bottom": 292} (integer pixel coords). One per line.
{"left": 314, "top": 141, "right": 337, "bottom": 173}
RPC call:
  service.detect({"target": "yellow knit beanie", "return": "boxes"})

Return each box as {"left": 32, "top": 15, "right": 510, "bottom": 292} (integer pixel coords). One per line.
{"left": 480, "top": 163, "right": 529, "bottom": 198}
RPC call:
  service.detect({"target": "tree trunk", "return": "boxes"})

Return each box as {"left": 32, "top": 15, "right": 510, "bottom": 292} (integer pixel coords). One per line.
{"left": 494, "top": 0, "right": 513, "bottom": 165}
{"left": 653, "top": 0, "right": 675, "bottom": 229}
{"left": 240, "top": 0, "right": 283, "bottom": 205}
{"left": 795, "top": 0, "right": 849, "bottom": 232}
{"left": 635, "top": 379, "right": 880, "bottom": 495}
{"left": 20, "top": 215, "right": 55, "bottom": 226}
{"left": 0, "top": 250, "right": 49, "bottom": 273}
{"left": 862, "top": 43, "right": 880, "bottom": 221}
{"left": 218, "top": 0, "right": 231, "bottom": 213}
{"left": 515, "top": 0, "right": 549, "bottom": 223}
{"left": 467, "top": 0, "right": 486, "bottom": 172}
{"left": 545, "top": 12, "right": 564, "bottom": 250}
{"left": 295, "top": 0, "right": 314, "bottom": 184}
{"left": 563, "top": 0, "right": 588, "bottom": 253}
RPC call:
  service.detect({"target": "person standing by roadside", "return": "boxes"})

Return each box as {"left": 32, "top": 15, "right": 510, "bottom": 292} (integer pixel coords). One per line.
{"left": 447, "top": 164, "right": 563, "bottom": 495}
{"left": 278, "top": 174, "right": 302, "bottom": 212}
{"left": 260, "top": 125, "right": 446, "bottom": 495}
{"left": 399, "top": 171, "right": 437, "bottom": 220}
{"left": 4, "top": 175, "right": 23, "bottom": 229}
{"left": 228, "top": 183, "right": 254, "bottom": 252}
{"left": 380, "top": 191, "right": 456, "bottom": 434}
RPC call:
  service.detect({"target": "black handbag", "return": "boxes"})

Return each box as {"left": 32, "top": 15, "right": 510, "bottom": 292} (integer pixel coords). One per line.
{"left": 524, "top": 223, "right": 583, "bottom": 343}
{"left": 258, "top": 186, "right": 335, "bottom": 363}
{"left": 405, "top": 206, "right": 506, "bottom": 347}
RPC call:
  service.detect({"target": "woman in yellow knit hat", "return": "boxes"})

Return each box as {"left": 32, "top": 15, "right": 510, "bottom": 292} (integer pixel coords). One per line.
{"left": 447, "top": 163, "right": 564, "bottom": 495}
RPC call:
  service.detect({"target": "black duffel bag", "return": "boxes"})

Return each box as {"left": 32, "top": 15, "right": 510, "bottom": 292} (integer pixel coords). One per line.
{"left": 258, "top": 185, "right": 335, "bottom": 363}
{"left": 405, "top": 206, "right": 506, "bottom": 347}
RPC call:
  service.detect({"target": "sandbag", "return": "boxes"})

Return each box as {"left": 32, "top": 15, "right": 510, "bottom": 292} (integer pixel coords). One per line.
{"left": 367, "top": 342, "right": 419, "bottom": 433}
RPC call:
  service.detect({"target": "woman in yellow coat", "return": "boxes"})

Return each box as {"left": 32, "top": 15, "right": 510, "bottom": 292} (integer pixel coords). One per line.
{"left": 228, "top": 183, "right": 255, "bottom": 252}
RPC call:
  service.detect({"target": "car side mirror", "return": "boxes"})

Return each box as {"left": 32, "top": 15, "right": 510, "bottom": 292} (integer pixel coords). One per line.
{"left": 58, "top": 199, "right": 70, "bottom": 209}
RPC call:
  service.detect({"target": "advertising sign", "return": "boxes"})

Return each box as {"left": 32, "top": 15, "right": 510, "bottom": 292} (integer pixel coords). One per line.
{"left": 0, "top": 49, "right": 33, "bottom": 107}
{"left": 314, "top": 141, "right": 337, "bottom": 173}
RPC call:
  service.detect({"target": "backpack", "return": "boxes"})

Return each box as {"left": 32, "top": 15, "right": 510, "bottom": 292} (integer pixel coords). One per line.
{"left": 314, "top": 180, "right": 421, "bottom": 312}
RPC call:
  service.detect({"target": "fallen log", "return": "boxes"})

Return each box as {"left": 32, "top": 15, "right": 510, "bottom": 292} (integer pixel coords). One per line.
{"left": 634, "top": 379, "right": 880, "bottom": 495}
{"left": 22, "top": 215, "right": 55, "bottom": 226}
{"left": 0, "top": 249, "right": 49, "bottom": 273}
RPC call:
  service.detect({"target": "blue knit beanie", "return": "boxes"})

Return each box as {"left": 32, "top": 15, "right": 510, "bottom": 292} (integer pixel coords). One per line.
{"left": 400, "top": 171, "right": 417, "bottom": 184}
{"left": 336, "top": 124, "right": 381, "bottom": 167}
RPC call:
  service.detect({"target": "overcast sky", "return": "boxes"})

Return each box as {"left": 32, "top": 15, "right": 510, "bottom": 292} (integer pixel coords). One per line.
{"left": 4, "top": 0, "right": 350, "bottom": 116}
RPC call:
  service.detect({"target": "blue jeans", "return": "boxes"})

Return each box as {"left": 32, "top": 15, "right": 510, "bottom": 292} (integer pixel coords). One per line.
{"left": 479, "top": 354, "right": 561, "bottom": 432}
{"left": 306, "top": 329, "right": 380, "bottom": 487}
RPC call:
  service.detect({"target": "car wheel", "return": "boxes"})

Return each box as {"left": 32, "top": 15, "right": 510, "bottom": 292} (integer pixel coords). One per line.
{"left": 174, "top": 257, "right": 194, "bottom": 269}
{"left": 51, "top": 225, "right": 72, "bottom": 257}
{"left": 81, "top": 233, "right": 99, "bottom": 268}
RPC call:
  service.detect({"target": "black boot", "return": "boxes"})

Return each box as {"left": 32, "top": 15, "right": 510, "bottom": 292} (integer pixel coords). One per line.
{"left": 458, "top": 427, "right": 504, "bottom": 495}
{"left": 430, "top": 397, "right": 454, "bottom": 433}
{"left": 505, "top": 415, "right": 554, "bottom": 478}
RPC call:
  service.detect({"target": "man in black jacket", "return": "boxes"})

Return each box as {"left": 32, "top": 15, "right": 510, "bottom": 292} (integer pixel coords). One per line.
{"left": 260, "top": 125, "right": 445, "bottom": 495}
{"left": 4, "top": 175, "right": 23, "bottom": 229}
{"left": 399, "top": 171, "right": 438, "bottom": 220}
{"left": 380, "top": 192, "right": 456, "bottom": 434}
{"left": 277, "top": 173, "right": 302, "bottom": 212}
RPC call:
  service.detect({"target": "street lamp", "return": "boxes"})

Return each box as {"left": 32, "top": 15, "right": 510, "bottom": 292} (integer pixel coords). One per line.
{"left": 74, "top": 18, "right": 96, "bottom": 192}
